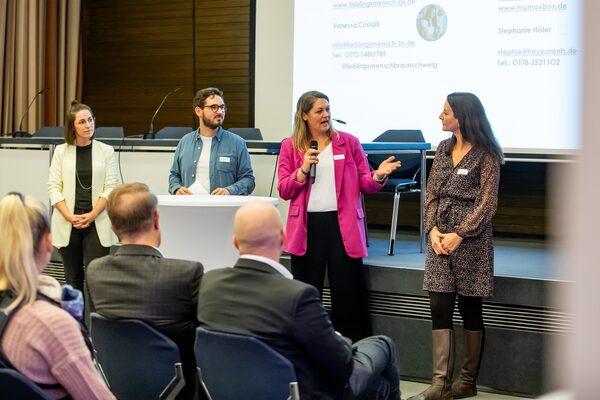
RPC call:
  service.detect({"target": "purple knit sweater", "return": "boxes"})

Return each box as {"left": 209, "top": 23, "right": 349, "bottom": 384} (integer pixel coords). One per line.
{"left": 2, "top": 300, "right": 114, "bottom": 399}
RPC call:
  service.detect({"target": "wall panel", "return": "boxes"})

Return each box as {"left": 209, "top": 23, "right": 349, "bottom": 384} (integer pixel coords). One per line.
{"left": 194, "top": 1, "right": 250, "bottom": 129}
{"left": 82, "top": 0, "right": 252, "bottom": 135}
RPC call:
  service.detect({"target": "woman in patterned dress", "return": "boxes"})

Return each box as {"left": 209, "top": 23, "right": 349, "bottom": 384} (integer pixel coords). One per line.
{"left": 409, "top": 93, "right": 504, "bottom": 400}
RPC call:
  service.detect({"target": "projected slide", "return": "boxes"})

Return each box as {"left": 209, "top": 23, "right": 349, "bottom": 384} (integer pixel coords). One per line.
{"left": 293, "top": 0, "right": 581, "bottom": 152}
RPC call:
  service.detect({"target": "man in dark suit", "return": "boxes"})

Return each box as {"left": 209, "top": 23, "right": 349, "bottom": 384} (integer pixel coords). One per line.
{"left": 197, "top": 201, "right": 401, "bottom": 399}
{"left": 87, "top": 182, "right": 204, "bottom": 400}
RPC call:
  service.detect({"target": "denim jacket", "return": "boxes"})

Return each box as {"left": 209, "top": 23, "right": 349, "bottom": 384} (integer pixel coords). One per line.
{"left": 168, "top": 127, "right": 255, "bottom": 195}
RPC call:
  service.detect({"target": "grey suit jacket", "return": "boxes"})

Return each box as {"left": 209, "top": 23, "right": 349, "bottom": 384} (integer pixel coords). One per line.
{"left": 197, "top": 257, "right": 353, "bottom": 399}
{"left": 87, "top": 244, "right": 203, "bottom": 351}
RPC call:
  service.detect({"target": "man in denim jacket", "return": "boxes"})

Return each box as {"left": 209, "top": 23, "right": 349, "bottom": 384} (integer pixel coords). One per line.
{"left": 168, "top": 87, "right": 255, "bottom": 196}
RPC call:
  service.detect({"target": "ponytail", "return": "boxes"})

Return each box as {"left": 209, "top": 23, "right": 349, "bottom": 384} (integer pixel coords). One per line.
{"left": 0, "top": 194, "right": 50, "bottom": 312}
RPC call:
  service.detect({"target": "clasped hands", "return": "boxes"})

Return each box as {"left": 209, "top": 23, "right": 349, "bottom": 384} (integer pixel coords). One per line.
{"left": 70, "top": 212, "right": 96, "bottom": 229}
{"left": 429, "top": 227, "right": 463, "bottom": 255}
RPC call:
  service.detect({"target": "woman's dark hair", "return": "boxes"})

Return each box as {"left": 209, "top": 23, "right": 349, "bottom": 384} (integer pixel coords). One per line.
{"left": 446, "top": 92, "right": 504, "bottom": 164}
{"left": 64, "top": 100, "right": 94, "bottom": 145}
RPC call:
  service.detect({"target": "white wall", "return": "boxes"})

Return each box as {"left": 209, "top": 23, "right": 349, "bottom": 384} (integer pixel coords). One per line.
{"left": 0, "top": 148, "right": 51, "bottom": 203}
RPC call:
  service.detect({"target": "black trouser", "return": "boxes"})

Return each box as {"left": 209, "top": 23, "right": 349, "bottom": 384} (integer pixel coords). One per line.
{"left": 291, "top": 211, "right": 372, "bottom": 342}
{"left": 429, "top": 291, "right": 484, "bottom": 331}
{"left": 58, "top": 222, "right": 109, "bottom": 303}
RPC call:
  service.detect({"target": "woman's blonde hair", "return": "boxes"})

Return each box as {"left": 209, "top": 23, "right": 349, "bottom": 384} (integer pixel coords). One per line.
{"left": 0, "top": 193, "right": 50, "bottom": 312}
{"left": 292, "top": 90, "right": 337, "bottom": 152}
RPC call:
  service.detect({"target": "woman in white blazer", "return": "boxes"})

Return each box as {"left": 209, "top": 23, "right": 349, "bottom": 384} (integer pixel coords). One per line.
{"left": 48, "top": 101, "right": 119, "bottom": 292}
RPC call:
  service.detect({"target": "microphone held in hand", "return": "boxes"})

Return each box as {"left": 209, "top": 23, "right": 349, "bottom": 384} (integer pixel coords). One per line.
{"left": 309, "top": 140, "right": 318, "bottom": 184}
{"left": 147, "top": 86, "right": 181, "bottom": 137}
{"left": 13, "top": 88, "right": 49, "bottom": 137}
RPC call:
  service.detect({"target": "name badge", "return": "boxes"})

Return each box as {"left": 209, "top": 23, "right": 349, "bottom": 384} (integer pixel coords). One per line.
{"left": 333, "top": 154, "right": 345, "bottom": 160}
{"left": 457, "top": 168, "right": 469, "bottom": 175}
{"left": 219, "top": 156, "right": 231, "bottom": 163}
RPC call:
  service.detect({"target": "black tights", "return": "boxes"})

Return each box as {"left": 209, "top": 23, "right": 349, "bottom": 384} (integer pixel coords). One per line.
{"left": 429, "top": 292, "right": 484, "bottom": 331}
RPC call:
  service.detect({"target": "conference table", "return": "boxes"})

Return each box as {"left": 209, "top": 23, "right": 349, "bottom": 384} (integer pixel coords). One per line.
{"left": 157, "top": 194, "right": 278, "bottom": 271}
{"left": 0, "top": 136, "right": 431, "bottom": 252}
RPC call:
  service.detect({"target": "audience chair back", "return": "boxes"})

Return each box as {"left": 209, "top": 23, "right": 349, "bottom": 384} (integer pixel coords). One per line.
{"left": 194, "top": 326, "right": 299, "bottom": 400}
{"left": 155, "top": 126, "right": 193, "bottom": 140}
{"left": 90, "top": 313, "right": 185, "bottom": 400}
{"left": 228, "top": 127, "right": 263, "bottom": 140}
{"left": 33, "top": 126, "right": 64, "bottom": 138}
{"left": 94, "top": 127, "right": 124, "bottom": 139}
{"left": 0, "top": 368, "right": 53, "bottom": 399}
{"left": 369, "top": 129, "right": 425, "bottom": 255}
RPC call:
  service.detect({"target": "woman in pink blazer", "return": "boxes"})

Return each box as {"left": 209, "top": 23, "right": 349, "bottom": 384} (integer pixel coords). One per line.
{"left": 278, "top": 90, "right": 400, "bottom": 341}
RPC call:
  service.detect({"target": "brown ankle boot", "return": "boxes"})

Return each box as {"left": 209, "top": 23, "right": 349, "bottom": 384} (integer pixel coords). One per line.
{"left": 451, "top": 329, "right": 484, "bottom": 399}
{"left": 407, "top": 329, "right": 455, "bottom": 400}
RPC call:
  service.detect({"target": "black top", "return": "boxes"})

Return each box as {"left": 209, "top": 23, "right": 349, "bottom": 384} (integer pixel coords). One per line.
{"left": 74, "top": 143, "right": 93, "bottom": 212}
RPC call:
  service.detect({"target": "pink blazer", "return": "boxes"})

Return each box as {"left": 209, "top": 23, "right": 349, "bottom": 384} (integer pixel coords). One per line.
{"left": 277, "top": 131, "right": 385, "bottom": 258}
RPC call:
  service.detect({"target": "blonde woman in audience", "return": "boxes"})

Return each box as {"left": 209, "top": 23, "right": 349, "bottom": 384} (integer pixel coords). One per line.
{"left": 0, "top": 192, "right": 115, "bottom": 399}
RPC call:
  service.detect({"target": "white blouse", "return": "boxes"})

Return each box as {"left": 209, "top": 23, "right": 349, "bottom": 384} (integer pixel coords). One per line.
{"left": 307, "top": 143, "right": 337, "bottom": 212}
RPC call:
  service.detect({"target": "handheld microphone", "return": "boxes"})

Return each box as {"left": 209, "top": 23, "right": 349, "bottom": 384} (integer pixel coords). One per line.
{"left": 148, "top": 87, "right": 181, "bottom": 137}
{"left": 309, "top": 140, "right": 318, "bottom": 183}
{"left": 13, "top": 88, "right": 48, "bottom": 137}
{"left": 332, "top": 118, "right": 346, "bottom": 125}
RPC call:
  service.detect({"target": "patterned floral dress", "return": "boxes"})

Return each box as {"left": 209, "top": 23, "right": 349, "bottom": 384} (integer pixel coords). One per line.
{"left": 423, "top": 138, "right": 501, "bottom": 297}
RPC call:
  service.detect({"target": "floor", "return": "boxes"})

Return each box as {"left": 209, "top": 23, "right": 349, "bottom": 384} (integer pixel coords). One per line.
{"left": 401, "top": 380, "right": 528, "bottom": 399}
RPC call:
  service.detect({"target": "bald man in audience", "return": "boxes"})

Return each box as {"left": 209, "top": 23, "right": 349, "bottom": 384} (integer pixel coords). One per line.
{"left": 197, "top": 201, "right": 401, "bottom": 400}
{"left": 87, "top": 182, "right": 204, "bottom": 400}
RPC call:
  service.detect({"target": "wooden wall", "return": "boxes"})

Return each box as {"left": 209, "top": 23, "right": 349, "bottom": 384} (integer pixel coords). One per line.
{"left": 365, "top": 159, "right": 549, "bottom": 237}
{"left": 81, "top": 0, "right": 251, "bottom": 135}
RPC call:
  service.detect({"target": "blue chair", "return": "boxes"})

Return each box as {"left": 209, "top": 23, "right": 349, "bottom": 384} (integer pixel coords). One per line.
{"left": 0, "top": 368, "right": 52, "bottom": 399}
{"left": 94, "top": 127, "right": 124, "bottom": 139}
{"left": 194, "top": 326, "right": 299, "bottom": 400}
{"left": 33, "top": 126, "right": 64, "bottom": 138}
{"left": 155, "top": 126, "right": 193, "bottom": 140}
{"left": 228, "top": 127, "right": 263, "bottom": 140}
{"left": 368, "top": 129, "right": 425, "bottom": 255}
{"left": 90, "top": 313, "right": 185, "bottom": 400}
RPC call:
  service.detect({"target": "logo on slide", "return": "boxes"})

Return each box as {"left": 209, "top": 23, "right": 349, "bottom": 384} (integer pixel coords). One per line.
{"left": 416, "top": 4, "right": 448, "bottom": 41}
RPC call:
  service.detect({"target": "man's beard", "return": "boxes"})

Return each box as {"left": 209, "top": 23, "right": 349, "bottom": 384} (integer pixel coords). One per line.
{"left": 203, "top": 115, "right": 223, "bottom": 130}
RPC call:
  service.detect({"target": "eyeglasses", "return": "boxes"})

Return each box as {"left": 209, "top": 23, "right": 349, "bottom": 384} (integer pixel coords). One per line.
{"left": 76, "top": 117, "right": 95, "bottom": 126}
{"left": 202, "top": 104, "right": 227, "bottom": 113}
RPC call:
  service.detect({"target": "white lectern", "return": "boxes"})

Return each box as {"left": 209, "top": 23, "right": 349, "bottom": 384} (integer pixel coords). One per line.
{"left": 157, "top": 195, "right": 278, "bottom": 271}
